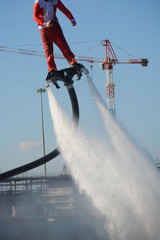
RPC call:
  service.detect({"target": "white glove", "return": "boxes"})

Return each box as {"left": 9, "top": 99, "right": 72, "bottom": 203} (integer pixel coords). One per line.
{"left": 44, "top": 20, "right": 54, "bottom": 28}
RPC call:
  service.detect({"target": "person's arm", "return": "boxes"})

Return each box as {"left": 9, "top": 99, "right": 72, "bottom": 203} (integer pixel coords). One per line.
{"left": 57, "top": 0, "right": 76, "bottom": 26}
{"left": 33, "top": 2, "right": 45, "bottom": 26}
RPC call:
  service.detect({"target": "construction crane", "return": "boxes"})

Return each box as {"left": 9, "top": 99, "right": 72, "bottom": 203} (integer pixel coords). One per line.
{"left": 100, "top": 40, "right": 148, "bottom": 115}
{"left": 0, "top": 41, "right": 148, "bottom": 114}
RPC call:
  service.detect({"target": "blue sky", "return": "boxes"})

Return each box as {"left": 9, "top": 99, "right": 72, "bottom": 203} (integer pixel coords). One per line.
{"left": 0, "top": 0, "right": 160, "bottom": 174}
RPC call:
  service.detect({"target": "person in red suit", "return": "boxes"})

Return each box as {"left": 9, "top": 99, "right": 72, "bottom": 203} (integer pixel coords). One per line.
{"left": 33, "top": 0, "right": 77, "bottom": 80}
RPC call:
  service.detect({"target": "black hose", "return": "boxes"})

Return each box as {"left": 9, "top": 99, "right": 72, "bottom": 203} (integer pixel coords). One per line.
{"left": 0, "top": 86, "right": 79, "bottom": 181}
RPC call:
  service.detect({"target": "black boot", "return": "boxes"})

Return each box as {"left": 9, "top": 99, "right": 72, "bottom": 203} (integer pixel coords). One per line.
{"left": 46, "top": 69, "right": 62, "bottom": 82}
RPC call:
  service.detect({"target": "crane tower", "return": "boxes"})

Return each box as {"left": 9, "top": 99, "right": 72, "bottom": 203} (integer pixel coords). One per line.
{"left": 100, "top": 40, "right": 148, "bottom": 114}
{"left": 101, "top": 40, "right": 117, "bottom": 114}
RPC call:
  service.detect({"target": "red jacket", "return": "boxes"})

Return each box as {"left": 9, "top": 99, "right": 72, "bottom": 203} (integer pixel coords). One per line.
{"left": 33, "top": 0, "right": 74, "bottom": 29}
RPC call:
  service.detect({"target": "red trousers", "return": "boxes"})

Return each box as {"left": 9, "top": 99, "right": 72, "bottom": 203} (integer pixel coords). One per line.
{"left": 40, "top": 22, "right": 75, "bottom": 72}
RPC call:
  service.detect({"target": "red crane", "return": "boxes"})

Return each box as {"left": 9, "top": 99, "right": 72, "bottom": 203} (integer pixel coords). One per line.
{"left": 0, "top": 41, "right": 148, "bottom": 114}
{"left": 100, "top": 40, "right": 148, "bottom": 114}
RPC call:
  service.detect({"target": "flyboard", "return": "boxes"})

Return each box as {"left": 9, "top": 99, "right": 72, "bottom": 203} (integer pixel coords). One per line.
{"left": 46, "top": 63, "right": 88, "bottom": 89}
{"left": 0, "top": 63, "right": 88, "bottom": 181}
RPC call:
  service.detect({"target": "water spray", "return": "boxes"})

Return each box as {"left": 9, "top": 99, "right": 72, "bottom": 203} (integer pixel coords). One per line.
{"left": 47, "top": 75, "right": 160, "bottom": 240}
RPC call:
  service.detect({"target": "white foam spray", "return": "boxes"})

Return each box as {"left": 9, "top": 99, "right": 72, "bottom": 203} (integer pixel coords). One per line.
{"left": 47, "top": 77, "right": 160, "bottom": 240}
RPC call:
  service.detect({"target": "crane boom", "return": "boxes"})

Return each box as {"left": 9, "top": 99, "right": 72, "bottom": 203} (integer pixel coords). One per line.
{"left": 101, "top": 58, "right": 148, "bottom": 67}
{"left": 0, "top": 45, "right": 104, "bottom": 63}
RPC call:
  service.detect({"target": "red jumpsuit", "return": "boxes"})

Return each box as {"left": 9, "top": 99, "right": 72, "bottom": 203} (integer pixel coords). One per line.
{"left": 33, "top": 0, "right": 75, "bottom": 72}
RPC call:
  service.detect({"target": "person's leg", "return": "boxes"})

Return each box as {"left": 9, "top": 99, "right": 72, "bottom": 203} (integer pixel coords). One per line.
{"left": 40, "top": 28, "right": 57, "bottom": 72}
{"left": 53, "top": 23, "right": 77, "bottom": 65}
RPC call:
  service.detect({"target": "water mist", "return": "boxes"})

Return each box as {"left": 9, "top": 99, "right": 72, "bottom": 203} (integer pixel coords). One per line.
{"left": 47, "top": 76, "right": 160, "bottom": 240}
